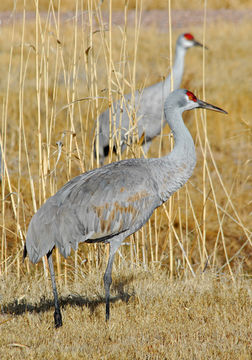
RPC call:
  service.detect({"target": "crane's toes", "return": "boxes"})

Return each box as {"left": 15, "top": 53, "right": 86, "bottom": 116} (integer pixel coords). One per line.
{"left": 54, "top": 310, "right": 63, "bottom": 328}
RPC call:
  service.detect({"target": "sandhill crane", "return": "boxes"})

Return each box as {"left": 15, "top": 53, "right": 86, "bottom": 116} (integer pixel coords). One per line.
{"left": 24, "top": 89, "right": 226, "bottom": 328}
{"left": 94, "top": 33, "right": 207, "bottom": 163}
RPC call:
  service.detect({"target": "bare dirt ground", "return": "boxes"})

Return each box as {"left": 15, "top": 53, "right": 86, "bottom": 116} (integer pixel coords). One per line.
{"left": 106, "top": 9, "right": 252, "bottom": 31}
{"left": 0, "top": 9, "right": 252, "bottom": 31}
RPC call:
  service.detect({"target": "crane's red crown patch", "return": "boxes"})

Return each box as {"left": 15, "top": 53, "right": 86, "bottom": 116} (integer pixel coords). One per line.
{"left": 184, "top": 33, "right": 194, "bottom": 41}
{"left": 186, "top": 91, "right": 197, "bottom": 102}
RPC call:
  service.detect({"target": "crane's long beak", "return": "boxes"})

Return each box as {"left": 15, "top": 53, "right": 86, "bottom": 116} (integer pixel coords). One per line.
{"left": 197, "top": 99, "right": 228, "bottom": 114}
{"left": 194, "top": 40, "right": 208, "bottom": 50}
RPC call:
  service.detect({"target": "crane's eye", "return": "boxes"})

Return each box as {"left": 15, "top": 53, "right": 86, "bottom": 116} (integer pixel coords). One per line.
{"left": 186, "top": 91, "right": 197, "bottom": 102}
{"left": 184, "top": 33, "right": 194, "bottom": 41}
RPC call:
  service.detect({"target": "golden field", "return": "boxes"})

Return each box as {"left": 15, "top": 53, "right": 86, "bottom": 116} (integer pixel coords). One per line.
{"left": 0, "top": 0, "right": 251, "bottom": 358}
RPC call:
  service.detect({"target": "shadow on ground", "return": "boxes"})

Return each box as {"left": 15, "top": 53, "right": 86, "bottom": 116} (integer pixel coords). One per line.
{"left": 1, "top": 276, "right": 135, "bottom": 316}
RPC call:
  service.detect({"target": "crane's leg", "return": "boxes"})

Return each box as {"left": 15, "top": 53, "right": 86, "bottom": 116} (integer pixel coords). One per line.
{"left": 47, "top": 250, "right": 62, "bottom": 328}
{"left": 141, "top": 140, "right": 151, "bottom": 155}
{"left": 104, "top": 240, "right": 122, "bottom": 321}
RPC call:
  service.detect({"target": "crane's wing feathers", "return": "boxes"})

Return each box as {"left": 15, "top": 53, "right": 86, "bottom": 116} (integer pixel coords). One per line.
{"left": 25, "top": 196, "right": 60, "bottom": 263}
{"left": 26, "top": 160, "right": 161, "bottom": 263}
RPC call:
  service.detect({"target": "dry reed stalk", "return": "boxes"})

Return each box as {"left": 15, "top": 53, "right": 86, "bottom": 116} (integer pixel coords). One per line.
{"left": 88, "top": 1, "right": 100, "bottom": 171}
{"left": 141, "top": 227, "right": 146, "bottom": 269}
{"left": 0, "top": 134, "right": 6, "bottom": 275}
{"left": 201, "top": 0, "right": 208, "bottom": 271}
{"left": 130, "top": 0, "right": 142, "bottom": 160}
{"left": 94, "top": 1, "right": 107, "bottom": 168}
{"left": 177, "top": 192, "right": 185, "bottom": 269}
{"left": 185, "top": 186, "right": 189, "bottom": 270}
{"left": 1, "top": 97, "right": 7, "bottom": 276}
{"left": 107, "top": 0, "right": 113, "bottom": 165}
{"left": 114, "top": 1, "right": 129, "bottom": 163}
{"left": 135, "top": 232, "right": 140, "bottom": 267}
{"left": 167, "top": 0, "right": 175, "bottom": 279}
{"left": 185, "top": 183, "right": 204, "bottom": 265}
{"left": 17, "top": 3, "right": 26, "bottom": 280}
{"left": 131, "top": 0, "right": 145, "bottom": 267}
{"left": 51, "top": 2, "right": 64, "bottom": 281}
{"left": 71, "top": 0, "right": 79, "bottom": 282}
{"left": 154, "top": 210, "right": 159, "bottom": 263}
{"left": 34, "top": 0, "right": 47, "bottom": 278}
{"left": 130, "top": 236, "right": 134, "bottom": 269}
{"left": 87, "top": 0, "right": 98, "bottom": 271}
{"left": 0, "top": 14, "right": 9, "bottom": 275}
{"left": 148, "top": 214, "right": 154, "bottom": 266}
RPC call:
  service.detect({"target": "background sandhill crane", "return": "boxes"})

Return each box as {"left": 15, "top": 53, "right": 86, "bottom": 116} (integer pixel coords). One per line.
{"left": 94, "top": 33, "right": 207, "bottom": 163}
{"left": 24, "top": 89, "right": 227, "bottom": 328}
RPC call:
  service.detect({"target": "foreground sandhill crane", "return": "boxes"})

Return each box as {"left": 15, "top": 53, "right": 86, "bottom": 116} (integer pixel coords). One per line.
{"left": 95, "top": 33, "right": 207, "bottom": 163}
{"left": 24, "top": 89, "right": 226, "bottom": 328}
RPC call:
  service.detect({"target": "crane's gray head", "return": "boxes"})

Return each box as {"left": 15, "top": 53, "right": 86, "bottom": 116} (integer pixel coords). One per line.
{"left": 165, "top": 89, "right": 228, "bottom": 115}
{"left": 177, "top": 33, "right": 208, "bottom": 50}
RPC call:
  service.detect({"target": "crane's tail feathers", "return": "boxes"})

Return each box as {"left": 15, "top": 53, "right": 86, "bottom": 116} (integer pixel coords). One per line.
{"left": 23, "top": 243, "right": 27, "bottom": 262}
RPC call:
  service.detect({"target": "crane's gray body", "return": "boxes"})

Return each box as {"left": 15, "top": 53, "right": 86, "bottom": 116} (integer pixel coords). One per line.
{"left": 95, "top": 34, "right": 203, "bottom": 161}
{"left": 26, "top": 119, "right": 195, "bottom": 264}
{"left": 25, "top": 89, "right": 226, "bottom": 327}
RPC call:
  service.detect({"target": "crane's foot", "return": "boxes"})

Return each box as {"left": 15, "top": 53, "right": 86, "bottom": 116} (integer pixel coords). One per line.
{"left": 54, "top": 309, "right": 63, "bottom": 328}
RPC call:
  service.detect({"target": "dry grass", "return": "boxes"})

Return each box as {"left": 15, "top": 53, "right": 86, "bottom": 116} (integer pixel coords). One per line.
{"left": 0, "top": 0, "right": 251, "bottom": 357}
{"left": 1, "top": 269, "right": 252, "bottom": 359}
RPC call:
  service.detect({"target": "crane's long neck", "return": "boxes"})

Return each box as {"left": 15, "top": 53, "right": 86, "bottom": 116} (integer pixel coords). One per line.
{"left": 151, "top": 108, "right": 196, "bottom": 202}
{"left": 163, "top": 44, "right": 186, "bottom": 98}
